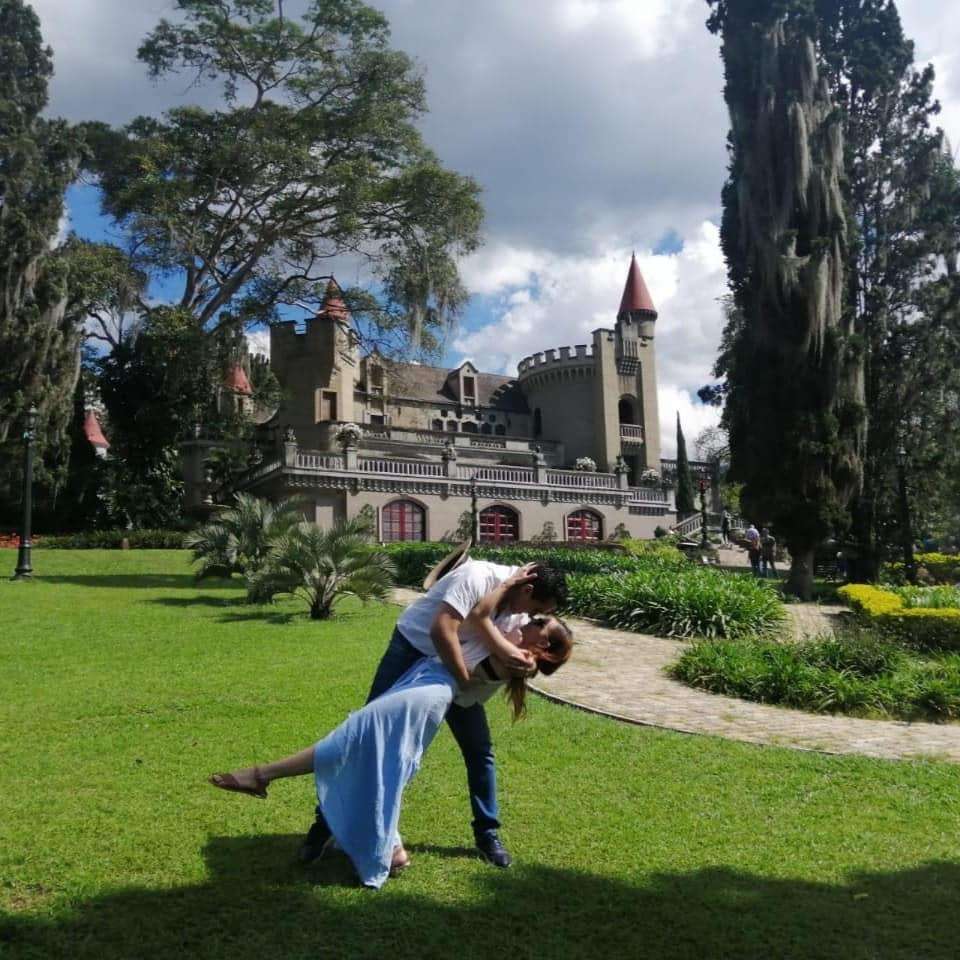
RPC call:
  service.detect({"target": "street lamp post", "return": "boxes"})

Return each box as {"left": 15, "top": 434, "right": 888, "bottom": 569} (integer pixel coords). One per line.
{"left": 12, "top": 405, "right": 39, "bottom": 581}
{"left": 896, "top": 443, "right": 915, "bottom": 584}
{"left": 698, "top": 477, "right": 709, "bottom": 549}
{"left": 470, "top": 474, "right": 479, "bottom": 545}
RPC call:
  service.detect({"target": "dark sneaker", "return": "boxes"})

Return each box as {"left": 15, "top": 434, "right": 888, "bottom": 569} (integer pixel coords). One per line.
{"left": 475, "top": 832, "right": 512, "bottom": 868}
{"left": 298, "top": 815, "right": 333, "bottom": 864}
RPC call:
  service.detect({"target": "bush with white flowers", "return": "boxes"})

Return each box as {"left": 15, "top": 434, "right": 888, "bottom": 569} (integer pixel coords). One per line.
{"left": 574, "top": 457, "right": 597, "bottom": 472}
{"left": 335, "top": 422, "right": 362, "bottom": 448}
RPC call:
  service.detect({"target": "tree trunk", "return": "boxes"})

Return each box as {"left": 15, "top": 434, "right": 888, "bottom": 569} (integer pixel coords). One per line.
{"left": 310, "top": 600, "right": 332, "bottom": 620}
{"left": 785, "top": 548, "right": 815, "bottom": 601}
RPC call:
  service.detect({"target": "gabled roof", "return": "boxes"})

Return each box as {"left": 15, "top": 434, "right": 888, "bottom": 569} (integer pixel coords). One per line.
{"left": 225, "top": 364, "right": 253, "bottom": 395}
{"left": 618, "top": 253, "right": 657, "bottom": 317}
{"left": 379, "top": 359, "right": 529, "bottom": 413}
{"left": 83, "top": 410, "right": 109, "bottom": 449}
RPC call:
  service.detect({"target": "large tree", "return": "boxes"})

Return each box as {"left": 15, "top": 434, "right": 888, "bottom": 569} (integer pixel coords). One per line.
{"left": 86, "top": 0, "right": 483, "bottom": 351}
{"left": 707, "top": 0, "right": 866, "bottom": 598}
{"left": 0, "top": 0, "right": 81, "bottom": 499}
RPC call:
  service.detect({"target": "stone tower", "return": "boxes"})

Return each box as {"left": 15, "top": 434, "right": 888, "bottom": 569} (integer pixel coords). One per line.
{"left": 587, "top": 255, "right": 662, "bottom": 476}
{"left": 269, "top": 279, "right": 358, "bottom": 447}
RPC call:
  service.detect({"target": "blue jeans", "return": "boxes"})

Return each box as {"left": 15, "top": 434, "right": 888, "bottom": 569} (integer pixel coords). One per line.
{"left": 317, "top": 627, "right": 500, "bottom": 838}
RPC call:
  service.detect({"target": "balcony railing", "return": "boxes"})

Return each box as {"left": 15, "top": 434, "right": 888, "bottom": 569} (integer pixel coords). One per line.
{"left": 284, "top": 449, "right": 670, "bottom": 504}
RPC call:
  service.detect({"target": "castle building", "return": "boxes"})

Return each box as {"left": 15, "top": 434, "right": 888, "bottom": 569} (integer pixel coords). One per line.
{"left": 219, "top": 256, "right": 682, "bottom": 542}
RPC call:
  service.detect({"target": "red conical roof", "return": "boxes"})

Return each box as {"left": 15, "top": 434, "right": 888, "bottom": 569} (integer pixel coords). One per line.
{"left": 225, "top": 363, "right": 253, "bottom": 396}
{"left": 618, "top": 253, "right": 657, "bottom": 317}
{"left": 83, "top": 410, "right": 109, "bottom": 449}
{"left": 321, "top": 278, "right": 350, "bottom": 321}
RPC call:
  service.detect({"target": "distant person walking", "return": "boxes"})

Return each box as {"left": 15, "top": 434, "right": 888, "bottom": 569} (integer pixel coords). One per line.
{"left": 745, "top": 523, "right": 761, "bottom": 576}
{"left": 721, "top": 510, "right": 732, "bottom": 546}
{"left": 760, "top": 528, "right": 778, "bottom": 578}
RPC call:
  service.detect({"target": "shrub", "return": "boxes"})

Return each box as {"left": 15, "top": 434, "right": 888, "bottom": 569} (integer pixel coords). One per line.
{"left": 885, "top": 552, "right": 960, "bottom": 584}
{"left": 251, "top": 517, "right": 396, "bottom": 619}
{"left": 670, "top": 627, "right": 960, "bottom": 722}
{"left": 36, "top": 529, "right": 187, "bottom": 549}
{"left": 839, "top": 584, "right": 960, "bottom": 651}
{"left": 566, "top": 567, "right": 785, "bottom": 640}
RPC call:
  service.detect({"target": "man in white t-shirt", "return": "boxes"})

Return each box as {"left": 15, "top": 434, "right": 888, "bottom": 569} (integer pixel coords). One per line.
{"left": 299, "top": 559, "right": 569, "bottom": 869}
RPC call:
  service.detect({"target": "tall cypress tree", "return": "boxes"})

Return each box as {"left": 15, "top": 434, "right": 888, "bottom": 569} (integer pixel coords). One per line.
{"left": 675, "top": 413, "right": 696, "bottom": 516}
{"left": 0, "top": 0, "right": 80, "bottom": 498}
{"left": 707, "top": 0, "right": 866, "bottom": 598}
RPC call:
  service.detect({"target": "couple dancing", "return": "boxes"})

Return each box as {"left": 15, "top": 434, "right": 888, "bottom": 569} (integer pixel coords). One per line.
{"left": 209, "top": 548, "right": 572, "bottom": 888}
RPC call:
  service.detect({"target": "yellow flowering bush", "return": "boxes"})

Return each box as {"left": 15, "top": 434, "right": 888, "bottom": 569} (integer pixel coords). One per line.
{"left": 838, "top": 584, "right": 960, "bottom": 650}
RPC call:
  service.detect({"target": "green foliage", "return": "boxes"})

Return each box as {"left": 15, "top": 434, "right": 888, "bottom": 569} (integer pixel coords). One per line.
{"left": 185, "top": 494, "right": 304, "bottom": 598}
{"left": 707, "top": 2, "right": 866, "bottom": 598}
{"left": 671, "top": 627, "right": 960, "bottom": 722}
{"left": 567, "top": 567, "right": 785, "bottom": 640}
{"left": 36, "top": 528, "right": 187, "bottom": 549}
{"left": 250, "top": 516, "right": 396, "bottom": 619}
{"left": 840, "top": 583, "right": 960, "bottom": 651}
{"left": 886, "top": 553, "right": 960, "bottom": 586}
{"left": 85, "top": 0, "right": 483, "bottom": 356}
{"left": 0, "top": 0, "right": 82, "bottom": 495}
{"left": 894, "top": 586, "right": 960, "bottom": 610}
{"left": 674, "top": 414, "right": 696, "bottom": 516}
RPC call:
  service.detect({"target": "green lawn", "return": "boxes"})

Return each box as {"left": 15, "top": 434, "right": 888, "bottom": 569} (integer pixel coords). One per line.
{"left": 1, "top": 550, "right": 959, "bottom": 960}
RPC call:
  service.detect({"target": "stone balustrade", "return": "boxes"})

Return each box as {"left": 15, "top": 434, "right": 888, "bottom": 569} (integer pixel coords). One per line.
{"left": 281, "top": 448, "right": 669, "bottom": 504}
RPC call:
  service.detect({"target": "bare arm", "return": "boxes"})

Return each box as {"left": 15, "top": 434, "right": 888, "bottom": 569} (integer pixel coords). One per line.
{"left": 430, "top": 603, "right": 472, "bottom": 687}
{"left": 467, "top": 566, "right": 538, "bottom": 676}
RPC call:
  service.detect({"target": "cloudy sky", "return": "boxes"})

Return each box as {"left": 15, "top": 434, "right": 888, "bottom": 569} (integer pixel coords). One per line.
{"left": 32, "top": 0, "right": 960, "bottom": 455}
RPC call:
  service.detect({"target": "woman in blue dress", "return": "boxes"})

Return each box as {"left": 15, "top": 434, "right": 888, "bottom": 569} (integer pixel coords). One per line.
{"left": 209, "top": 614, "right": 572, "bottom": 888}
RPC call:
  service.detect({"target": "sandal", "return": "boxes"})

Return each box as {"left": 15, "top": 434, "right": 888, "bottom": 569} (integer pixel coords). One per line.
{"left": 208, "top": 767, "right": 268, "bottom": 799}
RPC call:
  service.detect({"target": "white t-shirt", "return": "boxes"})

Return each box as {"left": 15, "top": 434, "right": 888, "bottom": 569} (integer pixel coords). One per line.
{"left": 396, "top": 560, "right": 526, "bottom": 671}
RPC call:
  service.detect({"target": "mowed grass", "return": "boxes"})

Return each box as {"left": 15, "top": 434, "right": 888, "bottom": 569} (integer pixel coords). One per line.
{"left": 1, "top": 551, "right": 959, "bottom": 960}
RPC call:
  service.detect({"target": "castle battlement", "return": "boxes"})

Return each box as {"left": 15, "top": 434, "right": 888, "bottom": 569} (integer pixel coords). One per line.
{"left": 517, "top": 344, "right": 594, "bottom": 377}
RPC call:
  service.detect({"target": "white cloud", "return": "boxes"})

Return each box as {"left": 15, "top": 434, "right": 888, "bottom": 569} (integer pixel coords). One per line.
{"left": 247, "top": 328, "right": 271, "bottom": 359}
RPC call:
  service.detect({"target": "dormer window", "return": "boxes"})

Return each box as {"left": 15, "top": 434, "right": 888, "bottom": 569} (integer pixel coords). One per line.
{"left": 463, "top": 376, "right": 476, "bottom": 401}
{"left": 369, "top": 364, "right": 384, "bottom": 393}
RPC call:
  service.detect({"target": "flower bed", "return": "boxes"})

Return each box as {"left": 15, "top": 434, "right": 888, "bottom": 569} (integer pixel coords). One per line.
{"left": 838, "top": 584, "right": 960, "bottom": 651}
{"left": 670, "top": 627, "right": 960, "bottom": 722}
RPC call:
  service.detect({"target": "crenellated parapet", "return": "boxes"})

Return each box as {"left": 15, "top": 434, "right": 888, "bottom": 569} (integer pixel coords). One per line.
{"left": 517, "top": 343, "right": 595, "bottom": 380}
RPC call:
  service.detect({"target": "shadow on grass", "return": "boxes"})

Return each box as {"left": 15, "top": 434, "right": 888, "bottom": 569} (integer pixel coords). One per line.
{"left": 2, "top": 835, "right": 959, "bottom": 959}
{"left": 36, "top": 574, "right": 205, "bottom": 590}
{"left": 150, "top": 596, "right": 242, "bottom": 609}
{"left": 217, "top": 610, "right": 301, "bottom": 626}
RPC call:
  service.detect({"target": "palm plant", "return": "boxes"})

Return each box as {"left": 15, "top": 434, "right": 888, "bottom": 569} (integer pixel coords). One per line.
{"left": 252, "top": 517, "right": 397, "bottom": 619}
{"left": 184, "top": 493, "right": 304, "bottom": 589}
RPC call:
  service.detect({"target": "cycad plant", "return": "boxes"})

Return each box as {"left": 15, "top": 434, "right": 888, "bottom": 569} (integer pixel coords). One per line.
{"left": 184, "top": 493, "right": 304, "bottom": 591}
{"left": 252, "top": 517, "right": 397, "bottom": 619}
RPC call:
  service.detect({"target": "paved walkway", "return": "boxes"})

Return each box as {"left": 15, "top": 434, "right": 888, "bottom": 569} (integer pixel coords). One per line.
{"left": 391, "top": 588, "right": 960, "bottom": 763}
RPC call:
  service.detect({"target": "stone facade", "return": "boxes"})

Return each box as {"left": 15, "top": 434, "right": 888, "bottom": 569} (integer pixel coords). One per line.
{"left": 226, "top": 257, "right": 681, "bottom": 543}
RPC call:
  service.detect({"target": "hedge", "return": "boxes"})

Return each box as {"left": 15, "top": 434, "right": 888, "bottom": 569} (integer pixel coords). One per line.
{"left": 885, "top": 552, "right": 960, "bottom": 584}
{"left": 838, "top": 583, "right": 960, "bottom": 651}
{"left": 35, "top": 529, "right": 188, "bottom": 550}
{"left": 382, "top": 541, "right": 686, "bottom": 589}
{"left": 384, "top": 542, "right": 784, "bottom": 640}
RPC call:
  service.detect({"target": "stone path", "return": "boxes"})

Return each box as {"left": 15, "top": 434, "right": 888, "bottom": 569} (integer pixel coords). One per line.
{"left": 391, "top": 588, "right": 960, "bottom": 762}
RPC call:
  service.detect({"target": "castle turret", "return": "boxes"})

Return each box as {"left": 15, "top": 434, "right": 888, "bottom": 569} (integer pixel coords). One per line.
{"left": 270, "top": 278, "right": 358, "bottom": 447}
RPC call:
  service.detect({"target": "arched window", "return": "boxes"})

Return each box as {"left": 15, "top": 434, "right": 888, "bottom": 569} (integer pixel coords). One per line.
{"left": 446, "top": 420, "right": 459, "bottom": 432}
{"left": 567, "top": 509, "right": 603, "bottom": 542}
{"left": 494, "top": 424, "right": 506, "bottom": 436}
{"left": 479, "top": 506, "right": 519, "bottom": 544}
{"left": 382, "top": 500, "right": 426, "bottom": 542}
{"left": 481, "top": 423, "right": 492, "bottom": 435}
{"left": 533, "top": 408, "right": 543, "bottom": 437}
{"left": 431, "top": 419, "right": 444, "bottom": 432}
{"left": 462, "top": 421, "right": 479, "bottom": 434}
{"left": 618, "top": 397, "right": 637, "bottom": 424}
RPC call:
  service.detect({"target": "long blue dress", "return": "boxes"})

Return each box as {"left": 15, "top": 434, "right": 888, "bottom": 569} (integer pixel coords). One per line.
{"left": 312, "top": 658, "right": 460, "bottom": 889}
